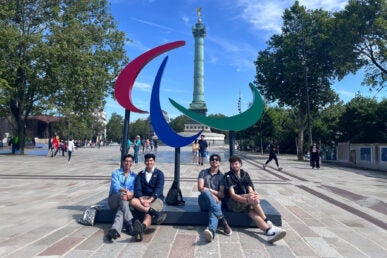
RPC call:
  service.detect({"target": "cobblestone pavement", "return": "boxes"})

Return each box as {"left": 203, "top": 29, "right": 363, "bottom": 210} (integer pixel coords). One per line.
{"left": 0, "top": 145, "right": 386, "bottom": 257}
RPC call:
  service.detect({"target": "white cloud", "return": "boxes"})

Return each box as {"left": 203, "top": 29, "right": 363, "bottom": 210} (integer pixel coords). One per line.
{"left": 181, "top": 15, "right": 190, "bottom": 26}
{"left": 125, "top": 39, "right": 149, "bottom": 52}
{"left": 206, "top": 35, "right": 257, "bottom": 72}
{"left": 130, "top": 17, "right": 175, "bottom": 32}
{"left": 235, "top": 0, "right": 348, "bottom": 34}
{"left": 134, "top": 82, "right": 152, "bottom": 92}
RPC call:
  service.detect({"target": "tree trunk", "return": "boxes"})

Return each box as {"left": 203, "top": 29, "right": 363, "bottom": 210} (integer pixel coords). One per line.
{"left": 297, "top": 108, "right": 305, "bottom": 160}
{"left": 17, "top": 116, "right": 26, "bottom": 155}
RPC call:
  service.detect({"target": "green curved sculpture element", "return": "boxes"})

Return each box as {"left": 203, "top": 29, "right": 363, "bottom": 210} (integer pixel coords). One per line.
{"left": 169, "top": 83, "right": 264, "bottom": 131}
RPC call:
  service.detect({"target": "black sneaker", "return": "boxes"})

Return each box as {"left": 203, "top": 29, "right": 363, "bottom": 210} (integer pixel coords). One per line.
{"left": 153, "top": 212, "right": 167, "bottom": 225}
{"left": 126, "top": 223, "right": 136, "bottom": 236}
{"left": 133, "top": 220, "right": 143, "bottom": 242}
{"left": 105, "top": 229, "right": 120, "bottom": 242}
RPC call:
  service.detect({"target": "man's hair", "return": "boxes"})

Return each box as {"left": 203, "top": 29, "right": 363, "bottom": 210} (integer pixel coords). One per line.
{"left": 122, "top": 154, "right": 134, "bottom": 162}
{"left": 210, "top": 154, "right": 221, "bottom": 161}
{"left": 229, "top": 155, "right": 242, "bottom": 164}
{"left": 144, "top": 153, "right": 155, "bottom": 160}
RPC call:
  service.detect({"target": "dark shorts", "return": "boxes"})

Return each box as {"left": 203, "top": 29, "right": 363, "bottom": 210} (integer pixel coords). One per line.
{"left": 199, "top": 150, "right": 206, "bottom": 157}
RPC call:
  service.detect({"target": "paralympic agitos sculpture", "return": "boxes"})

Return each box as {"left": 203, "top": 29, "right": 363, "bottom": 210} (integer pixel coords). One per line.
{"left": 114, "top": 41, "right": 264, "bottom": 148}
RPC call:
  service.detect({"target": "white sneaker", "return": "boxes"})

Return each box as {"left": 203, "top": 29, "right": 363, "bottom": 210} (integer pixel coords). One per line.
{"left": 266, "top": 220, "right": 273, "bottom": 227}
{"left": 267, "top": 226, "right": 286, "bottom": 244}
{"left": 204, "top": 228, "right": 214, "bottom": 242}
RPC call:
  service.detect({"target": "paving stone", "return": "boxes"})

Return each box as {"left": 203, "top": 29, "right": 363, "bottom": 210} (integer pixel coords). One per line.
{"left": 1, "top": 145, "right": 386, "bottom": 257}
{"left": 37, "top": 236, "right": 85, "bottom": 256}
{"left": 168, "top": 234, "right": 196, "bottom": 258}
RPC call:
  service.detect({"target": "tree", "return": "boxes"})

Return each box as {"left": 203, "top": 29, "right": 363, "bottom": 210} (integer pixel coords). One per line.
{"left": 128, "top": 119, "right": 152, "bottom": 142}
{"left": 106, "top": 113, "right": 124, "bottom": 143}
{"left": 254, "top": 1, "right": 339, "bottom": 160}
{"left": 333, "top": 0, "right": 386, "bottom": 93}
{"left": 0, "top": 0, "right": 127, "bottom": 154}
{"left": 338, "top": 96, "right": 386, "bottom": 143}
{"left": 312, "top": 102, "right": 345, "bottom": 145}
{"left": 169, "top": 115, "right": 190, "bottom": 133}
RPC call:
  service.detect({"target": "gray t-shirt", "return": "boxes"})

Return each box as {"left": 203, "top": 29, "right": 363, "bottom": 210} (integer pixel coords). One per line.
{"left": 198, "top": 168, "right": 224, "bottom": 191}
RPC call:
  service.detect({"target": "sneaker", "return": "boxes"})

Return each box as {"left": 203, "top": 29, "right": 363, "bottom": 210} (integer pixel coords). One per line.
{"left": 266, "top": 220, "right": 273, "bottom": 228}
{"left": 220, "top": 217, "right": 232, "bottom": 236}
{"left": 105, "top": 229, "right": 120, "bottom": 242}
{"left": 278, "top": 167, "right": 283, "bottom": 171}
{"left": 153, "top": 212, "right": 167, "bottom": 225}
{"left": 267, "top": 226, "right": 286, "bottom": 244}
{"left": 204, "top": 228, "right": 214, "bottom": 242}
{"left": 126, "top": 223, "right": 136, "bottom": 236}
{"left": 133, "top": 220, "right": 143, "bottom": 242}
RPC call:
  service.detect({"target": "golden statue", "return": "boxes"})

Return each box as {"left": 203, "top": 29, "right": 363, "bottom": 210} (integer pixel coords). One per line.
{"left": 196, "top": 7, "right": 202, "bottom": 23}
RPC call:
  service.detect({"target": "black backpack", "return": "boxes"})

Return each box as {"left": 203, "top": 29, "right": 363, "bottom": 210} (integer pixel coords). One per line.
{"left": 165, "top": 181, "right": 185, "bottom": 206}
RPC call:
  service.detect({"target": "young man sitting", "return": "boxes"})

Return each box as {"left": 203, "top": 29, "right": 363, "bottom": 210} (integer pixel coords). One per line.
{"left": 224, "top": 155, "right": 286, "bottom": 244}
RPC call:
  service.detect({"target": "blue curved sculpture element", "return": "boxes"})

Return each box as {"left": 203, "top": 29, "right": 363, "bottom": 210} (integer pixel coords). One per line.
{"left": 150, "top": 56, "right": 203, "bottom": 148}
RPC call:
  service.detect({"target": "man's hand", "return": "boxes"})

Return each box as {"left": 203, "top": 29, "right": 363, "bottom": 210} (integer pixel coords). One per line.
{"left": 212, "top": 193, "right": 220, "bottom": 203}
{"left": 120, "top": 188, "right": 134, "bottom": 201}
{"left": 140, "top": 197, "right": 153, "bottom": 207}
{"left": 247, "top": 192, "right": 260, "bottom": 205}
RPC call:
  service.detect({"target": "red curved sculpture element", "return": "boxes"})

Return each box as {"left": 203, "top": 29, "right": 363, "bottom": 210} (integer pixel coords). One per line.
{"left": 114, "top": 41, "right": 186, "bottom": 113}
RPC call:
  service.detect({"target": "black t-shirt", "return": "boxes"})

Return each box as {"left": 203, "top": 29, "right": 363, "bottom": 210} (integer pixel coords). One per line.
{"left": 224, "top": 169, "right": 254, "bottom": 197}
{"left": 198, "top": 139, "right": 208, "bottom": 151}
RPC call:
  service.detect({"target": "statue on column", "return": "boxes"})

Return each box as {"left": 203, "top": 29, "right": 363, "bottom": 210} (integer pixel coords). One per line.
{"left": 196, "top": 7, "right": 202, "bottom": 23}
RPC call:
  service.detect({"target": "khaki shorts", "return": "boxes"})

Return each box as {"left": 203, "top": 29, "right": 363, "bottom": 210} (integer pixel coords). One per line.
{"left": 226, "top": 198, "right": 250, "bottom": 213}
{"left": 143, "top": 196, "right": 163, "bottom": 212}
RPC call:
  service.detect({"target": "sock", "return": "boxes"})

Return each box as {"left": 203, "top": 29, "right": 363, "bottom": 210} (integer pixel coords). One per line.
{"left": 147, "top": 207, "right": 158, "bottom": 217}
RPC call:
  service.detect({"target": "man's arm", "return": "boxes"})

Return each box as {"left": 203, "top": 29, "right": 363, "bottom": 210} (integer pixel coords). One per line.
{"left": 110, "top": 172, "right": 122, "bottom": 194}
{"left": 229, "top": 186, "right": 249, "bottom": 204}
{"left": 133, "top": 175, "right": 142, "bottom": 198}
{"left": 151, "top": 170, "right": 164, "bottom": 199}
{"left": 198, "top": 178, "right": 205, "bottom": 192}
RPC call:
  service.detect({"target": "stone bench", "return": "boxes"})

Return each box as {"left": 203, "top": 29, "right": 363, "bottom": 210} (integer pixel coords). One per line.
{"left": 94, "top": 197, "right": 282, "bottom": 227}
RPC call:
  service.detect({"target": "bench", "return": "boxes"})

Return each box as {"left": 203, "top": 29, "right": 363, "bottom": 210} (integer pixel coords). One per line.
{"left": 94, "top": 197, "right": 282, "bottom": 227}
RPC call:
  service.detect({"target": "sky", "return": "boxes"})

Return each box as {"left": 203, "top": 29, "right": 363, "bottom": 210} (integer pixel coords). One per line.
{"left": 105, "top": 0, "right": 382, "bottom": 122}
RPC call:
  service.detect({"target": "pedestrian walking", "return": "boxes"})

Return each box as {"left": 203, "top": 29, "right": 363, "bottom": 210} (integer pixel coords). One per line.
{"left": 67, "top": 139, "right": 75, "bottom": 164}
{"left": 263, "top": 140, "right": 282, "bottom": 171}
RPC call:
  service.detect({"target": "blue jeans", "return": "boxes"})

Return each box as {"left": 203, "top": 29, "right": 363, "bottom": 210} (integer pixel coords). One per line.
{"left": 198, "top": 189, "right": 223, "bottom": 232}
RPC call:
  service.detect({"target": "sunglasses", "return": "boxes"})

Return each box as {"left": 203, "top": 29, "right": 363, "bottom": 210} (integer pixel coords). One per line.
{"left": 210, "top": 158, "right": 220, "bottom": 162}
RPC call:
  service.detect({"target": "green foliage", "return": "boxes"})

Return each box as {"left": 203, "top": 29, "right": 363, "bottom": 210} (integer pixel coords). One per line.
{"left": 333, "top": 0, "right": 386, "bottom": 91}
{"left": 169, "top": 115, "right": 190, "bottom": 133}
{"left": 106, "top": 113, "right": 124, "bottom": 143}
{"left": 0, "top": 0, "right": 128, "bottom": 153}
{"left": 338, "top": 97, "right": 386, "bottom": 143}
{"left": 237, "top": 105, "right": 298, "bottom": 153}
{"left": 312, "top": 102, "right": 345, "bottom": 144}
{"left": 128, "top": 118, "right": 152, "bottom": 141}
{"left": 254, "top": 1, "right": 339, "bottom": 159}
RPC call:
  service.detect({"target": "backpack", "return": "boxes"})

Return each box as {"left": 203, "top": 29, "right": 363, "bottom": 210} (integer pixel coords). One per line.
{"left": 165, "top": 181, "right": 185, "bottom": 206}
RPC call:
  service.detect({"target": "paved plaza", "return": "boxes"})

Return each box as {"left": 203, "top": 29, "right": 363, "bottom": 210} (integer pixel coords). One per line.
{"left": 0, "top": 145, "right": 386, "bottom": 257}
